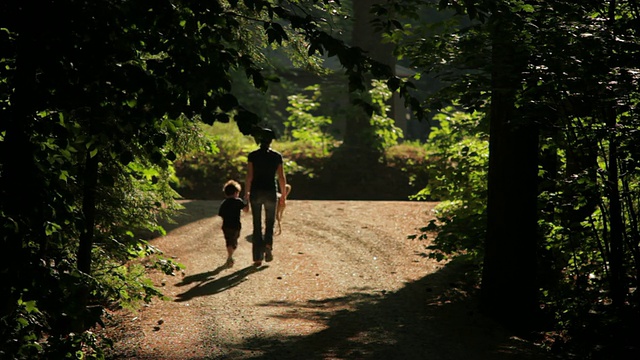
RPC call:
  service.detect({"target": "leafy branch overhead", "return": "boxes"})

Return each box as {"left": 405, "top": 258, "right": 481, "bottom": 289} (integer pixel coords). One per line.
{"left": 230, "top": 0, "right": 425, "bottom": 121}
{"left": 0, "top": 1, "right": 423, "bottom": 358}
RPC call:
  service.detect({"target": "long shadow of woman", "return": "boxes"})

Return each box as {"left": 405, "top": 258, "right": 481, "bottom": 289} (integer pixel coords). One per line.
{"left": 175, "top": 265, "right": 266, "bottom": 302}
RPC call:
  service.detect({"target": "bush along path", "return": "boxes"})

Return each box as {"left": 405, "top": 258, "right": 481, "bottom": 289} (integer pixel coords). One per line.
{"left": 105, "top": 200, "right": 552, "bottom": 360}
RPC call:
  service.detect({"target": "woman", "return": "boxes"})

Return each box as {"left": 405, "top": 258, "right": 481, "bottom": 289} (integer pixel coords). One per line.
{"left": 244, "top": 128, "right": 287, "bottom": 267}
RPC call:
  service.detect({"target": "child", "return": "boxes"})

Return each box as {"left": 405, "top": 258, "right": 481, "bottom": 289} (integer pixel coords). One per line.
{"left": 217, "top": 180, "right": 249, "bottom": 267}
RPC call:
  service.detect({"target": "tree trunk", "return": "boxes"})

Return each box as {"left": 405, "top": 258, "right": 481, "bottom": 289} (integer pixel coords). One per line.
{"left": 77, "top": 152, "right": 99, "bottom": 274}
{"left": 605, "top": 107, "right": 626, "bottom": 307}
{"left": 72, "top": 151, "right": 99, "bottom": 333}
{"left": 480, "top": 13, "right": 539, "bottom": 333}
{"left": 344, "top": 0, "right": 396, "bottom": 149}
{"left": 603, "top": 0, "right": 627, "bottom": 309}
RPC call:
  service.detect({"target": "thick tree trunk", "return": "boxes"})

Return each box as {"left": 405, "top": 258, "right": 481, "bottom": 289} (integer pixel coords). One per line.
{"left": 344, "top": 0, "right": 396, "bottom": 150}
{"left": 72, "top": 151, "right": 99, "bottom": 333}
{"left": 480, "top": 14, "right": 539, "bottom": 333}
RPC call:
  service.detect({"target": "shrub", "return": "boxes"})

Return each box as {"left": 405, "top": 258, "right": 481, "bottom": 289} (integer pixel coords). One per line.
{"left": 410, "top": 107, "right": 489, "bottom": 263}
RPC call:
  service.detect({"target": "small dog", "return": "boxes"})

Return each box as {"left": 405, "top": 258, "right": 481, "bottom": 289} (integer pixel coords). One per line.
{"left": 276, "top": 184, "right": 291, "bottom": 235}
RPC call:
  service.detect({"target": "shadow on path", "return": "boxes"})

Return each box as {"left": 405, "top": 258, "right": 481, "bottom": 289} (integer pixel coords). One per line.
{"left": 175, "top": 265, "right": 229, "bottom": 287}
{"left": 227, "top": 259, "right": 551, "bottom": 360}
{"left": 161, "top": 200, "right": 218, "bottom": 234}
{"left": 175, "top": 265, "right": 267, "bottom": 302}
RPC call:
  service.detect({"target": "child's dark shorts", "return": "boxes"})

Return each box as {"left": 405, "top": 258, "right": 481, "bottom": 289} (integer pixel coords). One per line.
{"left": 222, "top": 227, "right": 240, "bottom": 249}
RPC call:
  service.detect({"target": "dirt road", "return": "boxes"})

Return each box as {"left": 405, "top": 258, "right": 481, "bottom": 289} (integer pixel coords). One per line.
{"left": 107, "top": 200, "right": 549, "bottom": 360}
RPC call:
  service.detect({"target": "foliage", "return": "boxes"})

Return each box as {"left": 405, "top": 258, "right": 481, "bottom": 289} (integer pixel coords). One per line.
{"left": 173, "top": 128, "right": 430, "bottom": 201}
{"left": 1, "top": 297, "right": 46, "bottom": 359}
{"left": 1, "top": 1, "right": 421, "bottom": 358}
{"left": 369, "top": 80, "right": 405, "bottom": 151}
{"left": 384, "top": 141, "right": 430, "bottom": 187}
{"left": 349, "top": 79, "right": 405, "bottom": 153}
{"left": 174, "top": 122, "right": 321, "bottom": 199}
{"left": 414, "top": 107, "right": 488, "bottom": 201}
{"left": 392, "top": 0, "right": 640, "bottom": 355}
{"left": 174, "top": 76, "right": 427, "bottom": 201}
{"left": 284, "top": 85, "right": 336, "bottom": 156}
{"left": 536, "top": 113, "right": 640, "bottom": 355}
{"left": 174, "top": 122, "right": 252, "bottom": 198}
{"left": 409, "top": 107, "right": 489, "bottom": 262}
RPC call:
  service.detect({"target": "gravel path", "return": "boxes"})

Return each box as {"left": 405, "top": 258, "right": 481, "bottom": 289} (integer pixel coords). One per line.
{"left": 106, "top": 200, "right": 550, "bottom": 360}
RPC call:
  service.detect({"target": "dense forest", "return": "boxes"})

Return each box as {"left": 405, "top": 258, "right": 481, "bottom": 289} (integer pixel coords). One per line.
{"left": 1, "top": 1, "right": 639, "bottom": 359}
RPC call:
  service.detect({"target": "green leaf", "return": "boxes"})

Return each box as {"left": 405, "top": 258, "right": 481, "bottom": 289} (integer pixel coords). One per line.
{"left": 521, "top": 5, "right": 534, "bottom": 13}
{"left": 23, "top": 300, "right": 39, "bottom": 314}
{"left": 59, "top": 170, "right": 69, "bottom": 182}
{"left": 45, "top": 222, "right": 62, "bottom": 236}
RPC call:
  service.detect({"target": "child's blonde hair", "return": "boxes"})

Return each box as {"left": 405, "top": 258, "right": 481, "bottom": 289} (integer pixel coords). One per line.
{"left": 223, "top": 180, "right": 242, "bottom": 196}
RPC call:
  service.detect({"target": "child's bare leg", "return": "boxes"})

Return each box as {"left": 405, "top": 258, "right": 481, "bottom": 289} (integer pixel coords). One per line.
{"left": 226, "top": 246, "right": 235, "bottom": 267}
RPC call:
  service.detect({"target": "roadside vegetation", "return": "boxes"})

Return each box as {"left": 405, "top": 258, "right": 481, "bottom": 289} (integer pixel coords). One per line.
{"left": 173, "top": 81, "right": 431, "bottom": 201}
{"left": 1, "top": 1, "right": 639, "bottom": 359}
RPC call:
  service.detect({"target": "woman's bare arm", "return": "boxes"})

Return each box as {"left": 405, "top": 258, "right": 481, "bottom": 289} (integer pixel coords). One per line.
{"left": 245, "top": 162, "right": 254, "bottom": 201}
{"left": 277, "top": 163, "right": 287, "bottom": 205}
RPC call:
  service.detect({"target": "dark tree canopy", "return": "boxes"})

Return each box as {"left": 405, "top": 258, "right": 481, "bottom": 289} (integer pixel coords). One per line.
{"left": 394, "top": 0, "right": 640, "bottom": 352}
{"left": 0, "top": 1, "right": 421, "bottom": 358}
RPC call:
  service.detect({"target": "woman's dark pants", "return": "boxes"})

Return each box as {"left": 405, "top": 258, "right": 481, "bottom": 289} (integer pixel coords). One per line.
{"left": 250, "top": 190, "right": 277, "bottom": 262}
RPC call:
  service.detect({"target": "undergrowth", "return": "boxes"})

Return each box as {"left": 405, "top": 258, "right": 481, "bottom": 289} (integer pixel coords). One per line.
{"left": 172, "top": 123, "right": 430, "bottom": 201}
